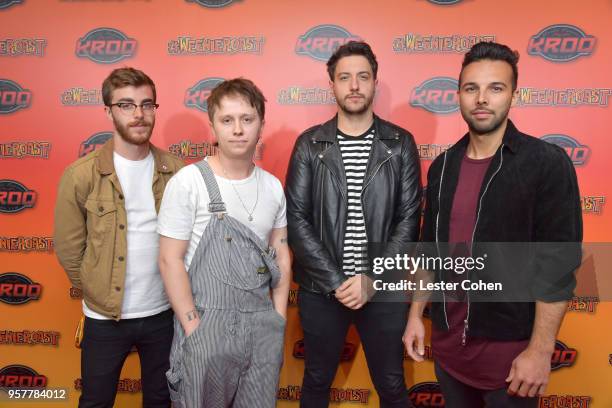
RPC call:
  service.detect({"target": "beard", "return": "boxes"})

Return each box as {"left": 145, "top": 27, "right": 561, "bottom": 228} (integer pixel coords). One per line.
{"left": 461, "top": 107, "right": 510, "bottom": 136}
{"left": 337, "top": 92, "right": 375, "bottom": 116}
{"left": 113, "top": 116, "right": 154, "bottom": 146}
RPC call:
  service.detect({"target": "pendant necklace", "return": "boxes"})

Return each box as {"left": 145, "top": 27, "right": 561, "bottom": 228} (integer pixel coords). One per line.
{"left": 221, "top": 163, "right": 259, "bottom": 222}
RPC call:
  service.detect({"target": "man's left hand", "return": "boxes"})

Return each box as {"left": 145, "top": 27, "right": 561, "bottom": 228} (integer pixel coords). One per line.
{"left": 335, "top": 275, "right": 374, "bottom": 309}
{"left": 506, "top": 346, "right": 552, "bottom": 397}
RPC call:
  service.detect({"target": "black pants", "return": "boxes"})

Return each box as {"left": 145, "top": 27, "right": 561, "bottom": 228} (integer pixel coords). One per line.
{"left": 298, "top": 288, "right": 411, "bottom": 408}
{"left": 435, "top": 362, "right": 538, "bottom": 408}
{"left": 79, "top": 309, "right": 174, "bottom": 408}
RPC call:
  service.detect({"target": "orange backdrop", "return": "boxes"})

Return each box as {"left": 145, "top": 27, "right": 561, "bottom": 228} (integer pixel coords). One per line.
{"left": 1, "top": 0, "right": 610, "bottom": 407}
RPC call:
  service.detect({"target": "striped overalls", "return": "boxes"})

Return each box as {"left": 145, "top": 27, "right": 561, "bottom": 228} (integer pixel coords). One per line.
{"left": 167, "top": 160, "right": 285, "bottom": 408}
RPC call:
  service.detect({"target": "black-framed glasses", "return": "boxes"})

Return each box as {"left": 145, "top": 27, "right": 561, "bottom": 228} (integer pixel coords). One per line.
{"left": 108, "top": 102, "right": 159, "bottom": 115}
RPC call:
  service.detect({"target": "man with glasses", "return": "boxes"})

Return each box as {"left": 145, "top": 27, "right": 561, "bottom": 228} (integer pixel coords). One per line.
{"left": 55, "top": 67, "right": 183, "bottom": 408}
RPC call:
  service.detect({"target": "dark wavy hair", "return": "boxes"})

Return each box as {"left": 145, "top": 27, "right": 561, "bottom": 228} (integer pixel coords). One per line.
{"left": 460, "top": 42, "right": 519, "bottom": 90}
{"left": 326, "top": 41, "right": 378, "bottom": 81}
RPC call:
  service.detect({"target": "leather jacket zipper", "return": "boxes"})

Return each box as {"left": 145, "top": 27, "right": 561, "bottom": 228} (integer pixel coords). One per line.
{"left": 360, "top": 150, "right": 394, "bottom": 264}
{"left": 436, "top": 152, "right": 450, "bottom": 330}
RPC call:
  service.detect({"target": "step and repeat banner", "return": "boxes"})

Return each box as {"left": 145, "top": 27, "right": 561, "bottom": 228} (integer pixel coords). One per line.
{"left": 1, "top": 0, "right": 610, "bottom": 407}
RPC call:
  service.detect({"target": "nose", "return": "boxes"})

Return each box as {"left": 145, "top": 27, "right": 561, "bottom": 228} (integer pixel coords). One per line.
{"left": 476, "top": 90, "right": 488, "bottom": 106}
{"left": 132, "top": 105, "right": 145, "bottom": 119}
{"left": 350, "top": 76, "right": 359, "bottom": 91}
{"left": 233, "top": 120, "right": 243, "bottom": 135}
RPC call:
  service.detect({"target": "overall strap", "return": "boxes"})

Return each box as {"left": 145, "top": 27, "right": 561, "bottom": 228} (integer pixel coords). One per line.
{"left": 194, "top": 160, "right": 226, "bottom": 213}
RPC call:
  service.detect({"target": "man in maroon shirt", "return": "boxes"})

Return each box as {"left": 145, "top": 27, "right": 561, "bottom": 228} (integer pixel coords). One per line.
{"left": 403, "top": 42, "right": 582, "bottom": 407}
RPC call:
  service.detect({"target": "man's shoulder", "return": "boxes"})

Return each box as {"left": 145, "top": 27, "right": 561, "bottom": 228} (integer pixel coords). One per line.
{"left": 151, "top": 145, "right": 185, "bottom": 172}
{"left": 295, "top": 123, "right": 324, "bottom": 144}
{"left": 170, "top": 162, "right": 201, "bottom": 183}
{"left": 62, "top": 149, "right": 100, "bottom": 182}
{"left": 514, "top": 131, "right": 569, "bottom": 164}
{"left": 257, "top": 167, "right": 283, "bottom": 191}
{"left": 376, "top": 117, "right": 414, "bottom": 140}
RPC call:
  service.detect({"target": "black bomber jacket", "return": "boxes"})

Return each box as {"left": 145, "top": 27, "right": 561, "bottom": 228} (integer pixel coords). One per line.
{"left": 421, "top": 120, "right": 583, "bottom": 341}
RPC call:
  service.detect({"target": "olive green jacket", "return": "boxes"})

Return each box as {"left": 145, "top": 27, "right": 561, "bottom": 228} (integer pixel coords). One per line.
{"left": 54, "top": 138, "right": 183, "bottom": 320}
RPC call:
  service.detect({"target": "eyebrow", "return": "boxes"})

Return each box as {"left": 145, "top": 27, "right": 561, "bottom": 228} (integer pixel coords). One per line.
{"left": 114, "top": 97, "right": 154, "bottom": 103}
{"left": 337, "top": 71, "right": 371, "bottom": 76}
{"left": 220, "top": 113, "right": 257, "bottom": 118}
{"left": 461, "top": 81, "right": 508, "bottom": 88}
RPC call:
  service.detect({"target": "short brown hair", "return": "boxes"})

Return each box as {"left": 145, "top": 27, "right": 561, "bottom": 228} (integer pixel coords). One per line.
{"left": 207, "top": 78, "right": 266, "bottom": 122}
{"left": 327, "top": 41, "right": 378, "bottom": 81}
{"left": 102, "top": 67, "right": 156, "bottom": 106}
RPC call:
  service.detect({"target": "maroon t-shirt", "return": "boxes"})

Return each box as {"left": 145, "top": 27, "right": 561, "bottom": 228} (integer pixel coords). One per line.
{"left": 431, "top": 155, "right": 529, "bottom": 390}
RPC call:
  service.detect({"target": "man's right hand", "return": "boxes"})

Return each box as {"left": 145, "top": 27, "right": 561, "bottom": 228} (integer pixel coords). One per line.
{"left": 403, "top": 315, "right": 426, "bottom": 362}
{"left": 183, "top": 317, "right": 200, "bottom": 338}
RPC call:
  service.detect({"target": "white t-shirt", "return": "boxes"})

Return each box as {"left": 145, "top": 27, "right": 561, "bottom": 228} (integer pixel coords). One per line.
{"left": 157, "top": 159, "right": 287, "bottom": 270}
{"left": 83, "top": 151, "right": 170, "bottom": 320}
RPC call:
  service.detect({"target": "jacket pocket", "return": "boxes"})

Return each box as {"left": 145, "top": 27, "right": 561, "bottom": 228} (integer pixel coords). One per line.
{"left": 84, "top": 199, "right": 117, "bottom": 238}
{"left": 206, "top": 236, "right": 270, "bottom": 290}
{"left": 81, "top": 200, "right": 118, "bottom": 303}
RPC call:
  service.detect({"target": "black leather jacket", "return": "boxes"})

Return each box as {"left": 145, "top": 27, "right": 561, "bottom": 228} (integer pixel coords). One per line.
{"left": 286, "top": 115, "right": 422, "bottom": 294}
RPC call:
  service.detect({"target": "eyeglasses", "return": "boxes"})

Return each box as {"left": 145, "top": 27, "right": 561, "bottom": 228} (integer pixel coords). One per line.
{"left": 109, "top": 102, "right": 159, "bottom": 115}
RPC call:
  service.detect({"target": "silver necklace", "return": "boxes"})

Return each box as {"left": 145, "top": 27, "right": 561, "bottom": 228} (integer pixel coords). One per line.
{"left": 221, "top": 164, "right": 259, "bottom": 222}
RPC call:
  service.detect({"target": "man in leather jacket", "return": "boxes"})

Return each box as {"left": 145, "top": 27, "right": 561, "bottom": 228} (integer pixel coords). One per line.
{"left": 286, "top": 41, "right": 421, "bottom": 408}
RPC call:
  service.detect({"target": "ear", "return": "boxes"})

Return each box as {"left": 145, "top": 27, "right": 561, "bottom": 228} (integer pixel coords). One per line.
{"left": 209, "top": 121, "right": 218, "bottom": 143}
{"left": 511, "top": 88, "right": 519, "bottom": 107}
{"left": 105, "top": 106, "right": 113, "bottom": 122}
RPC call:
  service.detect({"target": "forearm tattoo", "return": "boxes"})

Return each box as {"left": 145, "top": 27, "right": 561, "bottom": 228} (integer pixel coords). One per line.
{"left": 185, "top": 309, "right": 198, "bottom": 321}
{"left": 280, "top": 237, "right": 288, "bottom": 244}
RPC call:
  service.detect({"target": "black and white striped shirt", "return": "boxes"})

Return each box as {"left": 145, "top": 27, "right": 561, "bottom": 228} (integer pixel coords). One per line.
{"left": 337, "top": 125, "right": 374, "bottom": 275}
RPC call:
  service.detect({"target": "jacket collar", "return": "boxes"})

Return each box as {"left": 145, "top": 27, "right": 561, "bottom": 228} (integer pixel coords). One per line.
{"left": 452, "top": 119, "right": 522, "bottom": 155}
{"left": 95, "top": 137, "right": 174, "bottom": 175}
{"left": 311, "top": 114, "right": 395, "bottom": 143}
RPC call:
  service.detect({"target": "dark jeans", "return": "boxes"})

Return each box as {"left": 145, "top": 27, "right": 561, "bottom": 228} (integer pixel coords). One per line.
{"left": 435, "top": 362, "right": 538, "bottom": 408}
{"left": 79, "top": 309, "right": 173, "bottom": 408}
{"left": 298, "top": 288, "right": 411, "bottom": 408}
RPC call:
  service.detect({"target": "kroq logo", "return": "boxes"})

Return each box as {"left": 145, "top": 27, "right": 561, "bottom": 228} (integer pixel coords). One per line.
{"left": 76, "top": 28, "right": 137, "bottom": 64}
{"left": 0, "top": 0, "right": 22, "bottom": 10}
{"left": 186, "top": 0, "right": 240, "bottom": 7}
{"left": 295, "top": 25, "right": 360, "bottom": 62}
{"left": 79, "top": 132, "right": 112, "bottom": 158}
{"left": 0, "top": 79, "right": 31, "bottom": 114}
{"left": 528, "top": 24, "right": 596, "bottom": 62}
{"left": 410, "top": 77, "right": 458, "bottom": 114}
{"left": 293, "top": 339, "right": 357, "bottom": 361}
{"left": 551, "top": 340, "right": 577, "bottom": 371}
{"left": 184, "top": 78, "right": 225, "bottom": 112}
{"left": 0, "top": 273, "right": 42, "bottom": 305}
{"left": 0, "top": 180, "right": 37, "bottom": 213}
{"left": 408, "top": 382, "right": 445, "bottom": 407}
{"left": 540, "top": 134, "right": 590, "bottom": 166}
{"left": 0, "top": 365, "right": 47, "bottom": 388}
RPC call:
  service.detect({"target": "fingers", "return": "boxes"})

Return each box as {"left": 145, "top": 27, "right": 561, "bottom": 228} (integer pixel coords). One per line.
{"left": 505, "top": 365, "right": 515, "bottom": 384}
{"left": 526, "top": 382, "right": 541, "bottom": 398}
{"left": 337, "top": 294, "right": 364, "bottom": 309}
{"left": 417, "top": 331, "right": 425, "bottom": 358}
{"left": 506, "top": 363, "right": 519, "bottom": 396}
{"left": 403, "top": 331, "right": 424, "bottom": 362}
{"left": 507, "top": 375, "right": 546, "bottom": 398}
{"left": 336, "top": 277, "right": 354, "bottom": 292}
{"left": 537, "top": 383, "right": 547, "bottom": 397}
{"left": 516, "top": 380, "right": 532, "bottom": 398}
